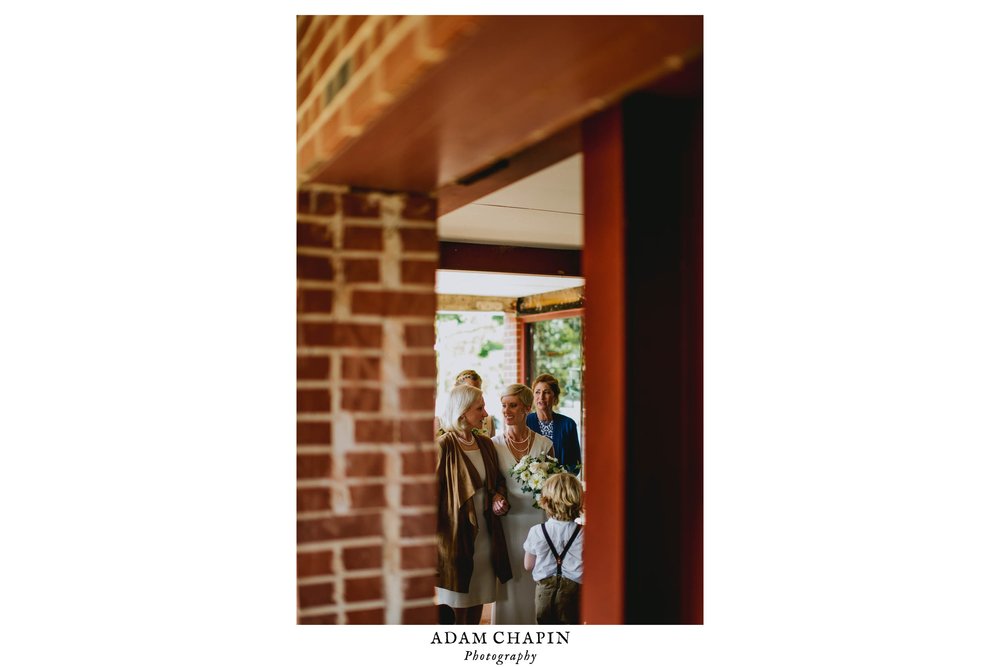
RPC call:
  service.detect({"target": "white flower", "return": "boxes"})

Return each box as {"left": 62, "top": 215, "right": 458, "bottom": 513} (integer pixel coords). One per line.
{"left": 520, "top": 470, "right": 531, "bottom": 481}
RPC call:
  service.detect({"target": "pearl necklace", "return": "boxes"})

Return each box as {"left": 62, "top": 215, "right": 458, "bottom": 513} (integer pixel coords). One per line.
{"left": 506, "top": 428, "right": 533, "bottom": 458}
{"left": 455, "top": 431, "right": 478, "bottom": 450}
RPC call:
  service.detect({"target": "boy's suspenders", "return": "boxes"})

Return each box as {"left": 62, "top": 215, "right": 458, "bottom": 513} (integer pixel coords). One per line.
{"left": 540, "top": 523, "right": 582, "bottom": 580}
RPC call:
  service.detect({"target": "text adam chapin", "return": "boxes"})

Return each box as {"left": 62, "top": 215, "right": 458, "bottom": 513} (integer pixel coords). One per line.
{"left": 430, "top": 631, "right": 570, "bottom": 665}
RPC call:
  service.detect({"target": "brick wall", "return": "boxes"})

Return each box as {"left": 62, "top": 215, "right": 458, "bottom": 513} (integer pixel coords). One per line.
{"left": 296, "top": 15, "right": 483, "bottom": 179}
{"left": 502, "top": 312, "right": 523, "bottom": 386}
{"left": 297, "top": 186, "right": 439, "bottom": 624}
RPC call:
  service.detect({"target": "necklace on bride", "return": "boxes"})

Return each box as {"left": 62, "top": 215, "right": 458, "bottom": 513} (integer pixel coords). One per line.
{"left": 506, "top": 428, "right": 533, "bottom": 459}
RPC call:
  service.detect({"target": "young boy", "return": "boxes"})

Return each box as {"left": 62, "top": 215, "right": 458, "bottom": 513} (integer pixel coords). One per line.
{"left": 523, "top": 473, "right": 584, "bottom": 624}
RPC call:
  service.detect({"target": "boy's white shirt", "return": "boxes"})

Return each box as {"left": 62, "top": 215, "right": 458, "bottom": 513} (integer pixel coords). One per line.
{"left": 523, "top": 517, "right": 584, "bottom": 584}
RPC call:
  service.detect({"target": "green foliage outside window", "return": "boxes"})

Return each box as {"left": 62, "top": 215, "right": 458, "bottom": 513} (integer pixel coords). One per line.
{"left": 531, "top": 316, "right": 582, "bottom": 403}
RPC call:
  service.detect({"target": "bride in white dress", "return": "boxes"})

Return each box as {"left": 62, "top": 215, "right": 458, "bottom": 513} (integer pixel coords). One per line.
{"left": 491, "top": 383, "right": 553, "bottom": 624}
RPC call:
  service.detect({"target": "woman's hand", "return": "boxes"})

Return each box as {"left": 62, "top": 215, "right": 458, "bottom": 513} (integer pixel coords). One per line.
{"left": 492, "top": 493, "right": 510, "bottom": 516}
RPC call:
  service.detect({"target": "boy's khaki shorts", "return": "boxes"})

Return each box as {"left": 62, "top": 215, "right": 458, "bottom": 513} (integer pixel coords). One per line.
{"left": 534, "top": 576, "right": 581, "bottom": 624}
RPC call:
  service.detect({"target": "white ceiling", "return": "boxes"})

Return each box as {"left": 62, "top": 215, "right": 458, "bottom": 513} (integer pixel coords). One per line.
{"left": 437, "top": 153, "right": 583, "bottom": 249}
{"left": 435, "top": 153, "right": 583, "bottom": 298}
{"left": 435, "top": 269, "right": 584, "bottom": 297}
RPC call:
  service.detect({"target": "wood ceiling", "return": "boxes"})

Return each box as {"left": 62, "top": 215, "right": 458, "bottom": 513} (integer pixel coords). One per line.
{"left": 308, "top": 15, "right": 703, "bottom": 197}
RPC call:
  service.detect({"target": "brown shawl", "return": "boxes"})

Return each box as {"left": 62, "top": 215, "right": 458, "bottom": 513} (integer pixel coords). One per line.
{"left": 436, "top": 431, "right": 512, "bottom": 593}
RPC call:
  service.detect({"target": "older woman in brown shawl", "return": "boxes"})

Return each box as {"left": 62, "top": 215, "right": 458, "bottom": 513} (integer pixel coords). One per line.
{"left": 436, "top": 383, "right": 512, "bottom": 624}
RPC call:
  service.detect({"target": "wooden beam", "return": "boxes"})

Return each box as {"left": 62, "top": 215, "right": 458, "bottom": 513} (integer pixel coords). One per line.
{"left": 308, "top": 15, "right": 703, "bottom": 192}
{"left": 436, "top": 125, "right": 581, "bottom": 217}
{"left": 438, "top": 242, "right": 581, "bottom": 277}
{"left": 436, "top": 294, "right": 516, "bottom": 312}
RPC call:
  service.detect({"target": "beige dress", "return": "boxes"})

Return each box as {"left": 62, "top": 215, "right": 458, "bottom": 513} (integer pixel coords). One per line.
{"left": 435, "top": 449, "right": 498, "bottom": 608}
{"left": 490, "top": 430, "right": 554, "bottom": 624}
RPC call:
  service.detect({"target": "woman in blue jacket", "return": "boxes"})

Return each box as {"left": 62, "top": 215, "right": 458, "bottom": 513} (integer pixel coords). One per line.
{"left": 525, "top": 373, "right": 582, "bottom": 473}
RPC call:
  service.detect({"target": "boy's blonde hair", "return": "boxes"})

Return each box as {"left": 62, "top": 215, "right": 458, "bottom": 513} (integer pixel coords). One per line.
{"left": 539, "top": 473, "right": 583, "bottom": 521}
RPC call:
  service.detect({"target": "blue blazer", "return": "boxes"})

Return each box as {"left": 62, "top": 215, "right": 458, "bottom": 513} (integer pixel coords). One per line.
{"left": 526, "top": 412, "right": 581, "bottom": 472}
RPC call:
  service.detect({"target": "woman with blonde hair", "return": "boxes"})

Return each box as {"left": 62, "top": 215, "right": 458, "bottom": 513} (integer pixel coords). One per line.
{"left": 434, "top": 369, "right": 497, "bottom": 438}
{"left": 435, "top": 383, "right": 512, "bottom": 624}
{"left": 490, "top": 383, "right": 554, "bottom": 624}
{"left": 453, "top": 369, "right": 496, "bottom": 437}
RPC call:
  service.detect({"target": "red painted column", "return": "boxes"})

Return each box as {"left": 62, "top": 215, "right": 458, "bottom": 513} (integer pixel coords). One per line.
{"left": 581, "top": 91, "right": 703, "bottom": 624}
{"left": 581, "top": 106, "right": 628, "bottom": 624}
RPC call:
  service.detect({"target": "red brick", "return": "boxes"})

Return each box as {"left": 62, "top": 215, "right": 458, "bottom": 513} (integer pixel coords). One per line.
{"left": 399, "top": 386, "right": 435, "bottom": 411}
{"left": 342, "top": 356, "right": 381, "bottom": 380}
{"left": 343, "top": 258, "right": 379, "bottom": 282}
{"left": 400, "top": 512, "right": 436, "bottom": 538}
{"left": 298, "top": 289, "right": 333, "bottom": 313}
{"left": 343, "top": 545, "right": 382, "bottom": 570}
{"left": 297, "top": 550, "right": 333, "bottom": 577}
{"left": 344, "top": 576, "right": 383, "bottom": 602}
{"left": 401, "top": 450, "right": 437, "bottom": 475}
{"left": 404, "top": 324, "right": 436, "bottom": 347}
{"left": 426, "top": 15, "right": 480, "bottom": 51}
{"left": 403, "top": 574, "right": 437, "bottom": 600}
{"left": 402, "top": 604, "right": 438, "bottom": 624}
{"left": 299, "top": 613, "right": 338, "bottom": 625}
{"left": 298, "top": 514, "right": 383, "bottom": 543}
{"left": 297, "top": 421, "right": 331, "bottom": 445}
{"left": 352, "top": 290, "right": 436, "bottom": 316}
{"left": 349, "top": 483, "right": 386, "bottom": 509}
{"left": 298, "top": 355, "right": 330, "bottom": 380}
{"left": 297, "top": 16, "right": 315, "bottom": 45}
{"left": 341, "top": 388, "right": 381, "bottom": 411}
{"left": 399, "top": 228, "right": 437, "bottom": 252}
{"left": 298, "top": 582, "right": 334, "bottom": 608}
{"left": 401, "top": 354, "right": 437, "bottom": 379}
{"left": 316, "top": 38, "right": 336, "bottom": 79}
{"left": 381, "top": 29, "right": 423, "bottom": 98}
{"left": 298, "top": 388, "right": 331, "bottom": 413}
{"left": 298, "top": 17, "right": 327, "bottom": 72}
{"left": 402, "top": 195, "right": 437, "bottom": 221}
{"left": 343, "top": 226, "right": 383, "bottom": 250}
{"left": 355, "top": 419, "right": 394, "bottom": 443}
{"left": 304, "top": 99, "right": 320, "bottom": 135}
{"left": 299, "top": 323, "right": 382, "bottom": 348}
{"left": 346, "top": 608, "right": 384, "bottom": 624}
{"left": 401, "top": 482, "right": 435, "bottom": 507}
{"left": 297, "top": 254, "right": 333, "bottom": 280}
{"left": 315, "top": 191, "right": 338, "bottom": 215}
{"left": 298, "top": 190, "right": 312, "bottom": 213}
{"left": 298, "top": 487, "right": 331, "bottom": 512}
{"left": 342, "top": 193, "right": 381, "bottom": 218}
{"left": 297, "top": 77, "right": 311, "bottom": 108}
{"left": 344, "top": 452, "right": 385, "bottom": 477}
{"left": 401, "top": 544, "right": 436, "bottom": 569}
{"left": 400, "top": 418, "right": 435, "bottom": 443}
{"left": 297, "top": 389, "right": 331, "bottom": 413}
{"left": 400, "top": 260, "right": 436, "bottom": 285}
{"left": 343, "top": 15, "right": 366, "bottom": 46}
{"left": 352, "top": 43, "right": 367, "bottom": 73}
{"left": 297, "top": 454, "right": 332, "bottom": 479}
{"left": 297, "top": 221, "right": 331, "bottom": 248}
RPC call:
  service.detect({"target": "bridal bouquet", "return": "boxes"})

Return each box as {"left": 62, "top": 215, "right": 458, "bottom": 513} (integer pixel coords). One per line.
{"left": 509, "top": 455, "right": 571, "bottom": 509}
